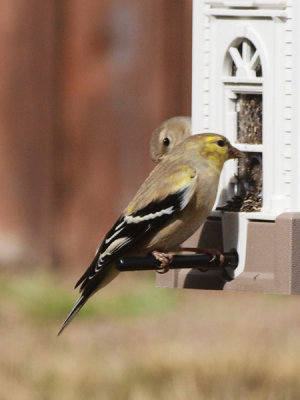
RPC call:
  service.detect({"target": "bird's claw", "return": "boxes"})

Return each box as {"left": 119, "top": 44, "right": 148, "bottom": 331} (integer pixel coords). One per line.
{"left": 152, "top": 251, "right": 173, "bottom": 274}
{"left": 179, "top": 246, "right": 224, "bottom": 272}
{"left": 196, "top": 248, "right": 224, "bottom": 272}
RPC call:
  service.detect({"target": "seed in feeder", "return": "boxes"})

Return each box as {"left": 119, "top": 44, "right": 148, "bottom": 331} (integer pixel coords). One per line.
{"left": 237, "top": 94, "right": 262, "bottom": 144}
{"left": 218, "top": 153, "right": 263, "bottom": 212}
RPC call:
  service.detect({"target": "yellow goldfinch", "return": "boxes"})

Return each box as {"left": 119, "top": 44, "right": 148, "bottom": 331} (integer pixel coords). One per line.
{"left": 150, "top": 116, "right": 191, "bottom": 163}
{"left": 58, "top": 133, "right": 242, "bottom": 335}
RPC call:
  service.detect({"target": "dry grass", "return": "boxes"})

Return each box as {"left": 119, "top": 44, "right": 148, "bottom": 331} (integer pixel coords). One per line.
{"left": 1, "top": 269, "right": 300, "bottom": 399}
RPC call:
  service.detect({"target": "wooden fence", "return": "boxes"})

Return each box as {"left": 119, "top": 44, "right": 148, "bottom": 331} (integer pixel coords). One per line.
{"left": 0, "top": 0, "right": 192, "bottom": 269}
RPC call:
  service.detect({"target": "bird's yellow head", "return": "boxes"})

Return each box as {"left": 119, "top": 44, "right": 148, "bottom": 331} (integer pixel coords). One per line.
{"left": 183, "top": 133, "right": 243, "bottom": 171}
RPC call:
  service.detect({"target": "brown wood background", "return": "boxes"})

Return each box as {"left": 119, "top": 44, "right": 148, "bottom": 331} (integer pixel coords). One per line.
{"left": 0, "top": 0, "right": 192, "bottom": 270}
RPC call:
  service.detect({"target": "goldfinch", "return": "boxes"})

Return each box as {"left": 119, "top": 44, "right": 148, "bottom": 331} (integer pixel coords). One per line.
{"left": 150, "top": 116, "right": 191, "bottom": 163}
{"left": 58, "top": 133, "right": 242, "bottom": 335}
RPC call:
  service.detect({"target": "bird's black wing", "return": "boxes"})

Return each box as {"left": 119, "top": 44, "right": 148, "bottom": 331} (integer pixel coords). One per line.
{"left": 75, "top": 184, "right": 195, "bottom": 294}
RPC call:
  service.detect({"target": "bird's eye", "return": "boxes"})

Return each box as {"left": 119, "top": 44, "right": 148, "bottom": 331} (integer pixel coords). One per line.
{"left": 217, "top": 140, "right": 225, "bottom": 147}
{"left": 163, "top": 137, "right": 170, "bottom": 147}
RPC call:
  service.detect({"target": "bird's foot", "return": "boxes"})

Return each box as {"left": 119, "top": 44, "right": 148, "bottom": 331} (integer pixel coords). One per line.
{"left": 181, "top": 247, "right": 224, "bottom": 271}
{"left": 152, "top": 250, "right": 173, "bottom": 274}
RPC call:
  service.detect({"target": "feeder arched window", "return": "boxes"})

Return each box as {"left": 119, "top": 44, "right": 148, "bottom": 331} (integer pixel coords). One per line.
{"left": 221, "top": 38, "right": 263, "bottom": 213}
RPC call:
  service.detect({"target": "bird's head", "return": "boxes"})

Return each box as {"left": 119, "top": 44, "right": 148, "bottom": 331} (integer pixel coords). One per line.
{"left": 150, "top": 116, "right": 191, "bottom": 162}
{"left": 183, "top": 133, "right": 244, "bottom": 171}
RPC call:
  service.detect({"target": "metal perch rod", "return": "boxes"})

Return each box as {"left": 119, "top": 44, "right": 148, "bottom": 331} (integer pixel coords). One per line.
{"left": 116, "top": 251, "right": 238, "bottom": 272}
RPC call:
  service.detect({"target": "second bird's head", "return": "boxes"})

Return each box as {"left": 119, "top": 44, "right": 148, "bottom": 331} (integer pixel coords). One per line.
{"left": 150, "top": 116, "right": 191, "bottom": 162}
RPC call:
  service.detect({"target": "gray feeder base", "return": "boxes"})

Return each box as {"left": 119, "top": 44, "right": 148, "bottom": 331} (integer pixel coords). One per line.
{"left": 156, "top": 212, "right": 300, "bottom": 295}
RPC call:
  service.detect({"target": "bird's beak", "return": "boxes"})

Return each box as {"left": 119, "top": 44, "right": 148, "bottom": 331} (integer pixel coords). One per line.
{"left": 228, "top": 145, "right": 244, "bottom": 160}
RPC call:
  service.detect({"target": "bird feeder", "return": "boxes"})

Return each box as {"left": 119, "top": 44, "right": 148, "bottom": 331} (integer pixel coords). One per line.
{"left": 157, "top": 0, "right": 300, "bottom": 294}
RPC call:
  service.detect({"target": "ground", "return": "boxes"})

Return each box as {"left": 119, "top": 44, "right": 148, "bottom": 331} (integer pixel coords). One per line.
{"left": 0, "top": 268, "right": 300, "bottom": 400}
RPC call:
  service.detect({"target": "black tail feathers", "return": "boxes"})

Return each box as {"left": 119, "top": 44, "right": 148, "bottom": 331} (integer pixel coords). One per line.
{"left": 57, "top": 295, "right": 88, "bottom": 336}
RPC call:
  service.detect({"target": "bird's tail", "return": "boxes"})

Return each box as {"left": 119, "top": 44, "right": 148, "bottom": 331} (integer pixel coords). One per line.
{"left": 57, "top": 295, "right": 88, "bottom": 336}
